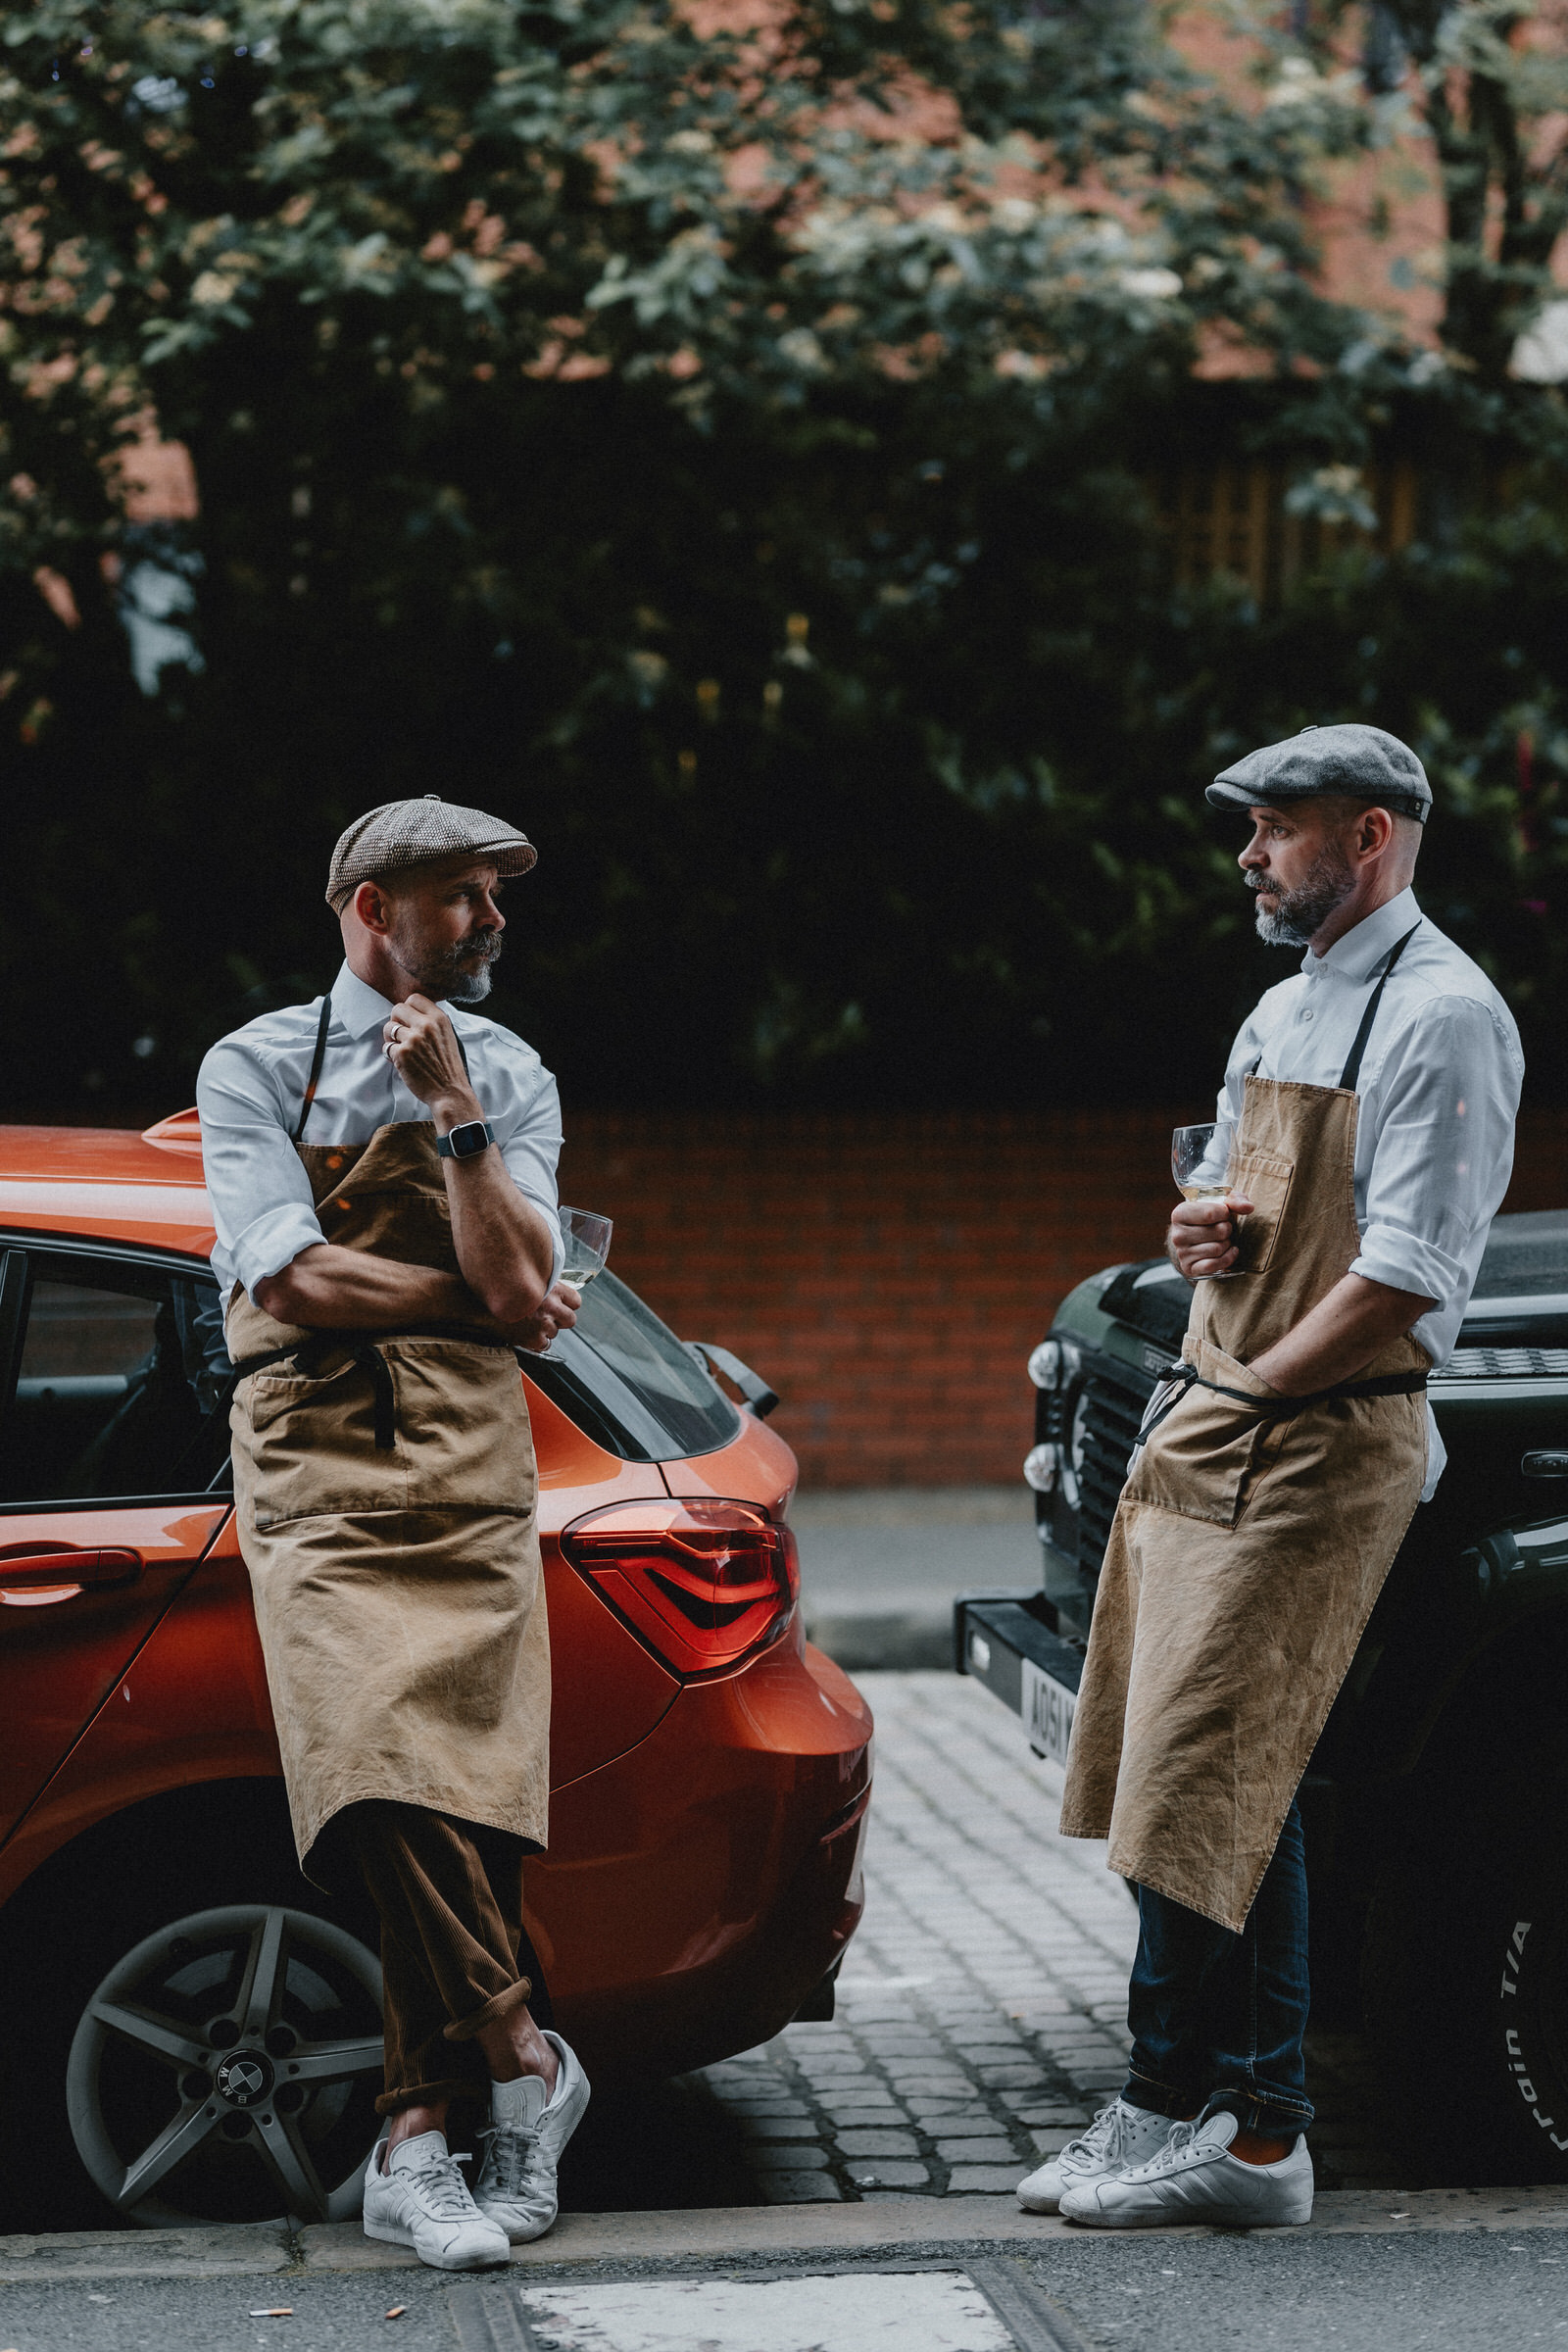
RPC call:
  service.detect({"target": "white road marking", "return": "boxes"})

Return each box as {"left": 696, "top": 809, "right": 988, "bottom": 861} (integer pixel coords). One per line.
{"left": 521, "top": 2268, "right": 1015, "bottom": 2351}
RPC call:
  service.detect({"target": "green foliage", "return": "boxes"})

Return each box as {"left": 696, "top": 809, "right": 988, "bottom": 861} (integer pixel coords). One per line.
{"left": 0, "top": 0, "right": 1566, "bottom": 1112}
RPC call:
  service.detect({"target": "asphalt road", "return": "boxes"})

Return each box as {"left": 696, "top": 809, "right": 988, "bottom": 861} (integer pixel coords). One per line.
{"left": 3, "top": 2235, "right": 1566, "bottom": 2352}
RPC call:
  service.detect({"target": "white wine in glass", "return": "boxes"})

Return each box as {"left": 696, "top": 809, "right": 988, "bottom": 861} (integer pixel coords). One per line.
{"left": 560, "top": 1206, "right": 612, "bottom": 1290}
{"left": 538, "top": 1208, "right": 613, "bottom": 1353}
{"left": 1170, "top": 1122, "right": 1243, "bottom": 1276}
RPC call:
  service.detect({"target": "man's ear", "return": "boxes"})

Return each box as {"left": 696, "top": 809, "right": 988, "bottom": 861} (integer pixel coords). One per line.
{"left": 352, "top": 879, "right": 394, "bottom": 937}
{"left": 1355, "top": 806, "right": 1395, "bottom": 861}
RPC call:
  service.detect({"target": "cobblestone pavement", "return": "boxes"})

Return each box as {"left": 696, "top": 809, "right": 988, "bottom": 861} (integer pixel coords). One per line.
{"left": 686, "top": 1669, "right": 1401, "bottom": 2206}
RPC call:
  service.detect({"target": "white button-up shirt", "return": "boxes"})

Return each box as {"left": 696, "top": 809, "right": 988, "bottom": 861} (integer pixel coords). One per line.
{"left": 197, "top": 961, "right": 564, "bottom": 1300}
{"left": 1216, "top": 887, "right": 1524, "bottom": 1496}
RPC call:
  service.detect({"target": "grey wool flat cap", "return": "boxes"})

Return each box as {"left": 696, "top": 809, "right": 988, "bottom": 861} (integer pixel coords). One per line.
{"left": 325, "top": 795, "right": 537, "bottom": 911}
{"left": 1207, "top": 724, "right": 1432, "bottom": 823}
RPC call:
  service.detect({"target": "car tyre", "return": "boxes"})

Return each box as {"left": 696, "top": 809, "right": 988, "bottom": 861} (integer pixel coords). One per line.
{"left": 67, "top": 1902, "right": 385, "bottom": 2226}
{"left": 1362, "top": 1754, "right": 1568, "bottom": 2182}
{"left": 0, "top": 1791, "right": 386, "bottom": 2230}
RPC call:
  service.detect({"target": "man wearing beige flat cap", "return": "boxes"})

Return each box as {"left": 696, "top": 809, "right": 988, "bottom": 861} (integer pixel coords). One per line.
{"left": 198, "top": 796, "right": 590, "bottom": 2272}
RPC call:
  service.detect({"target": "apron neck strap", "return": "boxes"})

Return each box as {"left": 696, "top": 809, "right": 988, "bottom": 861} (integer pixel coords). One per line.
{"left": 292, "top": 995, "right": 333, "bottom": 1144}
{"left": 1338, "top": 921, "right": 1421, "bottom": 1095}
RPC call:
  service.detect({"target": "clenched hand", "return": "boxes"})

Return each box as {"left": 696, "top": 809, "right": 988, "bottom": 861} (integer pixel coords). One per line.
{"left": 1167, "top": 1194, "right": 1255, "bottom": 1281}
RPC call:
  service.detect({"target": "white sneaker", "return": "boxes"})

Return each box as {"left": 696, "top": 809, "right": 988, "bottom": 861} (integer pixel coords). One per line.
{"left": 1059, "top": 2108, "right": 1314, "bottom": 2230}
{"left": 1015, "top": 2097, "right": 1177, "bottom": 2214}
{"left": 472, "top": 2033, "right": 591, "bottom": 2243}
{"left": 362, "top": 2130, "right": 510, "bottom": 2270}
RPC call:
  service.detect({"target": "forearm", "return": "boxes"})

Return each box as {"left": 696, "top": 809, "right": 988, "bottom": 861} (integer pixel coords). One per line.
{"left": 1248, "top": 1272, "right": 1436, "bottom": 1396}
{"left": 253, "top": 1244, "right": 482, "bottom": 1332}
{"left": 435, "top": 1087, "right": 554, "bottom": 1321}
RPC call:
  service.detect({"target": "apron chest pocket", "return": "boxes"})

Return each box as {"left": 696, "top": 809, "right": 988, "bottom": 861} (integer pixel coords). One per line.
{"left": 1126, "top": 1351, "right": 1282, "bottom": 1528}
{"left": 1230, "top": 1150, "right": 1295, "bottom": 1279}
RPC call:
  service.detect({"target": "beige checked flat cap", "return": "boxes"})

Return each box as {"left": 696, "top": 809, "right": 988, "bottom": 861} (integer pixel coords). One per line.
{"left": 325, "top": 795, "right": 537, "bottom": 910}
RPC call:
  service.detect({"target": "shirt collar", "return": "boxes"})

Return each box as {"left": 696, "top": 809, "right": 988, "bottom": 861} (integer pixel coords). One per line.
{"left": 328, "top": 959, "right": 483, "bottom": 1042}
{"left": 330, "top": 960, "right": 397, "bottom": 1040}
{"left": 1301, "top": 887, "right": 1421, "bottom": 986}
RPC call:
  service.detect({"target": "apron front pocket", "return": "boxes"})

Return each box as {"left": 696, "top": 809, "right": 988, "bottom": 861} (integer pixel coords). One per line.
{"left": 238, "top": 1355, "right": 410, "bottom": 1525}
{"left": 1126, "top": 1347, "right": 1283, "bottom": 1528}
{"left": 386, "top": 1342, "right": 537, "bottom": 1516}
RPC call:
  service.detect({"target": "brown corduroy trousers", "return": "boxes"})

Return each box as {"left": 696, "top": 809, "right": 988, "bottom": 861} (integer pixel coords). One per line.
{"left": 332, "top": 1801, "right": 551, "bottom": 2116}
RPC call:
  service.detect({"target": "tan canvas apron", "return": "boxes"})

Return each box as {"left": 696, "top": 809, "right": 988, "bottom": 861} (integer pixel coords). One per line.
{"left": 224, "top": 999, "right": 550, "bottom": 1881}
{"left": 1059, "top": 928, "right": 1430, "bottom": 1933}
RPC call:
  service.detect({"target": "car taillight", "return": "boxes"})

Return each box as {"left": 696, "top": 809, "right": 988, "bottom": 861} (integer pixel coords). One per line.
{"left": 560, "top": 1497, "right": 800, "bottom": 1679}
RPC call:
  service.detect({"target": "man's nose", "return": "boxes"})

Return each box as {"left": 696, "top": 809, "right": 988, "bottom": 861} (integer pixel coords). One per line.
{"left": 481, "top": 894, "right": 506, "bottom": 932}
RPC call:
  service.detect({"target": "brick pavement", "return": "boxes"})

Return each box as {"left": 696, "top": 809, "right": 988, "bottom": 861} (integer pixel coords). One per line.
{"left": 691, "top": 1670, "right": 1401, "bottom": 2203}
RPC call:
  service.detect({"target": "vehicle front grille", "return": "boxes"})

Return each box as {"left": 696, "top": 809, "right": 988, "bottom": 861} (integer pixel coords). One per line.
{"left": 1075, "top": 1362, "right": 1154, "bottom": 1581}
{"left": 1437, "top": 1347, "right": 1568, "bottom": 1381}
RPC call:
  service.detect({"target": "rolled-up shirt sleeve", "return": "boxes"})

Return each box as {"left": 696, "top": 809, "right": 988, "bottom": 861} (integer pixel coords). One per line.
{"left": 493, "top": 1061, "right": 564, "bottom": 1286}
{"left": 1351, "top": 995, "right": 1522, "bottom": 1313}
{"left": 197, "top": 1037, "right": 327, "bottom": 1298}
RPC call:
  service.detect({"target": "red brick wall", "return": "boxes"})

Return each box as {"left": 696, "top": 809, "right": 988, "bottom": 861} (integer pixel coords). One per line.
{"left": 560, "top": 1109, "right": 1568, "bottom": 1491}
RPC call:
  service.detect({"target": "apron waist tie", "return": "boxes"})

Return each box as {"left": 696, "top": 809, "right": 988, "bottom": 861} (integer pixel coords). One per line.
{"left": 230, "top": 1325, "right": 518, "bottom": 1452}
{"left": 1146, "top": 1361, "right": 1428, "bottom": 1440}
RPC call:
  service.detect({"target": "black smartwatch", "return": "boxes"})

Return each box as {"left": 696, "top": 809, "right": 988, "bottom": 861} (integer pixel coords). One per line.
{"left": 436, "top": 1119, "right": 495, "bottom": 1161}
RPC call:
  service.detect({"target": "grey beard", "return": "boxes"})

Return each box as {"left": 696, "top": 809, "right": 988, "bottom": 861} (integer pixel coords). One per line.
{"left": 390, "top": 932, "right": 503, "bottom": 1001}
{"left": 1250, "top": 851, "right": 1354, "bottom": 947}
{"left": 447, "top": 960, "right": 496, "bottom": 1004}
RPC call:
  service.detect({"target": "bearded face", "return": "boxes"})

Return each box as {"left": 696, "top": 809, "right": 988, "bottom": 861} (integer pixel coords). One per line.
{"left": 387, "top": 905, "right": 505, "bottom": 1001}
{"left": 1249, "top": 839, "right": 1356, "bottom": 947}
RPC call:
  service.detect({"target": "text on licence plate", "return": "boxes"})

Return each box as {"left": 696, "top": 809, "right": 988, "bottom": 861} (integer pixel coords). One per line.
{"left": 1019, "top": 1656, "right": 1076, "bottom": 1768}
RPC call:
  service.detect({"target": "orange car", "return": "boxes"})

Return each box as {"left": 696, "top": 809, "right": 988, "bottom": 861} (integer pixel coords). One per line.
{"left": 0, "top": 1113, "right": 871, "bottom": 2230}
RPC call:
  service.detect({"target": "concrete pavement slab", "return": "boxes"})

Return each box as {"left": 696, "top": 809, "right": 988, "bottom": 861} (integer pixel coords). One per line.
{"left": 0, "top": 2222, "right": 291, "bottom": 2281}
{"left": 796, "top": 1489, "right": 1037, "bottom": 1669}
{"left": 11, "top": 2183, "right": 1568, "bottom": 2288}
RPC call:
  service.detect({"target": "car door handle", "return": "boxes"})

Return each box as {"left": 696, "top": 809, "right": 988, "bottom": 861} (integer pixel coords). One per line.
{"left": 0, "top": 1547, "right": 143, "bottom": 1604}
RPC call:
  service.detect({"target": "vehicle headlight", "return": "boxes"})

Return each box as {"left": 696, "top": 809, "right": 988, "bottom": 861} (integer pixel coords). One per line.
{"left": 1023, "top": 1443, "right": 1057, "bottom": 1493}
{"left": 1028, "top": 1336, "right": 1083, "bottom": 1390}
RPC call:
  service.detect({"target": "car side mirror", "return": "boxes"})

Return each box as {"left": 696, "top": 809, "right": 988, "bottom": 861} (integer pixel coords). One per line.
{"left": 1522, "top": 1450, "right": 1568, "bottom": 1478}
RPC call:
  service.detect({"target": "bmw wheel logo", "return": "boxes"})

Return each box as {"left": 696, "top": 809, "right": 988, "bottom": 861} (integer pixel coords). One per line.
{"left": 216, "top": 2050, "right": 274, "bottom": 2108}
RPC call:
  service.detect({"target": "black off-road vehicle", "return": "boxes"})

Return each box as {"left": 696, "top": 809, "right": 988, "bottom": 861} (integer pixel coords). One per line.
{"left": 956, "top": 1209, "right": 1568, "bottom": 2181}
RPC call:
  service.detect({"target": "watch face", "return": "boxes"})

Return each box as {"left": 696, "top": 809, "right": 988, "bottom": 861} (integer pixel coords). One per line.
{"left": 452, "top": 1121, "right": 486, "bottom": 1156}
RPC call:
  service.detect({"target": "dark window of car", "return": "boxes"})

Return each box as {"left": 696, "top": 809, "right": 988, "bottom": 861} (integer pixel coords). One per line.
{"left": 525, "top": 1270, "right": 740, "bottom": 1461}
{"left": 0, "top": 1250, "right": 233, "bottom": 1504}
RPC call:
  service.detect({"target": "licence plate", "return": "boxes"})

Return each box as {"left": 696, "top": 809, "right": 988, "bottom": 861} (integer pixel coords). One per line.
{"left": 1020, "top": 1655, "right": 1076, "bottom": 1767}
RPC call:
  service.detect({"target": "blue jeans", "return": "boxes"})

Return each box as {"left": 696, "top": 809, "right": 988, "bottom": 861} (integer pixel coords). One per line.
{"left": 1122, "top": 1799, "right": 1313, "bottom": 2138}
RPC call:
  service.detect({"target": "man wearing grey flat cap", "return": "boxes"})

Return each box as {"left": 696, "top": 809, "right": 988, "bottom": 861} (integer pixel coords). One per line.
{"left": 198, "top": 797, "right": 590, "bottom": 2272}
{"left": 1036, "top": 724, "right": 1523, "bottom": 2232}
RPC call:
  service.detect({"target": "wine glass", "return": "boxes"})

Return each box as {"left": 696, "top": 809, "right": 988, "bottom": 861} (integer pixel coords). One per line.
{"left": 1171, "top": 1121, "right": 1242, "bottom": 1278}
{"left": 560, "top": 1206, "right": 612, "bottom": 1290}
{"left": 537, "top": 1207, "right": 613, "bottom": 1355}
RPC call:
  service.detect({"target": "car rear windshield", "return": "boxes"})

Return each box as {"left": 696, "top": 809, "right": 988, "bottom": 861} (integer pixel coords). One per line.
{"left": 523, "top": 1270, "right": 741, "bottom": 1461}
{"left": 1469, "top": 1211, "right": 1568, "bottom": 1301}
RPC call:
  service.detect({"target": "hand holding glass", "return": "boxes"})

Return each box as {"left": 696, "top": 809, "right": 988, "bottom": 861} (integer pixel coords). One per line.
{"left": 1171, "top": 1122, "right": 1243, "bottom": 1278}
{"left": 539, "top": 1208, "right": 613, "bottom": 1354}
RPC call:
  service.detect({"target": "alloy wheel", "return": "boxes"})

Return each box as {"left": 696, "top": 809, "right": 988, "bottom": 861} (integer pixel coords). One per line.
{"left": 67, "top": 1904, "right": 383, "bottom": 2226}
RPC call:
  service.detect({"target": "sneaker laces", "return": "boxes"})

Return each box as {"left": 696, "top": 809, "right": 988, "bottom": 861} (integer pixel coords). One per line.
{"left": 1060, "top": 2101, "right": 1137, "bottom": 2175}
{"left": 478, "top": 2121, "right": 541, "bottom": 2199}
{"left": 1138, "top": 2119, "right": 1202, "bottom": 2179}
{"left": 400, "top": 2148, "right": 481, "bottom": 2221}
